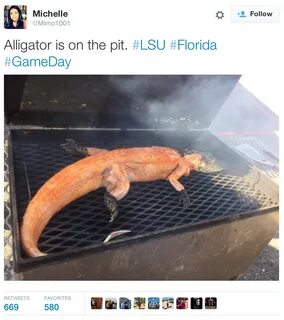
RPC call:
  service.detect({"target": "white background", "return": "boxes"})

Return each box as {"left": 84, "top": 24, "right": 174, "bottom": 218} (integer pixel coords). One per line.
{"left": 0, "top": 0, "right": 283, "bottom": 319}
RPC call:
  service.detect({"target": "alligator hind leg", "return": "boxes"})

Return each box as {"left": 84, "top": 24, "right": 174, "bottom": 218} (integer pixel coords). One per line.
{"left": 61, "top": 139, "right": 108, "bottom": 156}
{"left": 102, "top": 163, "right": 130, "bottom": 222}
{"left": 104, "top": 193, "right": 119, "bottom": 222}
{"left": 61, "top": 139, "right": 88, "bottom": 156}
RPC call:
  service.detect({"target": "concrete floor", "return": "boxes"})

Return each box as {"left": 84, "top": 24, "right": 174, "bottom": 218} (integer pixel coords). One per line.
{"left": 239, "top": 233, "right": 279, "bottom": 280}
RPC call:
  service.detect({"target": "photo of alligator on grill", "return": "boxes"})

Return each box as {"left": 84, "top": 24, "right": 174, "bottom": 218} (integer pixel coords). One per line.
{"left": 4, "top": 75, "right": 279, "bottom": 280}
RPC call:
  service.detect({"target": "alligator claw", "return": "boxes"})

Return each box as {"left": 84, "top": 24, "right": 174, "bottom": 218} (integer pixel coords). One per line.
{"left": 179, "top": 190, "right": 191, "bottom": 208}
{"left": 109, "top": 209, "right": 119, "bottom": 223}
{"left": 60, "top": 139, "right": 87, "bottom": 156}
{"left": 104, "top": 192, "right": 119, "bottom": 223}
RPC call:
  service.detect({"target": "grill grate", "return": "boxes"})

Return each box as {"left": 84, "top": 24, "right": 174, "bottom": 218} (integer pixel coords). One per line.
{"left": 13, "top": 143, "right": 277, "bottom": 256}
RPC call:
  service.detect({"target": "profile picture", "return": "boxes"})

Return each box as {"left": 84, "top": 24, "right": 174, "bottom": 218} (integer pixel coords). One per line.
{"left": 134, "top": 297, "right": 146, "bottom": 309}
{"left": 105, "top": 298, "right": 117, "bottom": 309}
{"left": 4, "top": 5, "right": 27, "bottom": 29}
{"left": 90, "top": 297, "right": 103, "bottom": 309}
{"left": 176, "top": 297, "right": 188, "bottom": 309}
{"left": 148, "top": 297, "right": 160, "bottom": 309}
{"left": 119, "top": 297, "right": 131, "bottom": 309}
{"left": 205, "top": 297, "right": 217, "bottom": 309}
{"left": 162, "top": 297, "right": 174, "bottom": 309}
{"left": 190, "top": 297, "right": 203, "bottom": 309}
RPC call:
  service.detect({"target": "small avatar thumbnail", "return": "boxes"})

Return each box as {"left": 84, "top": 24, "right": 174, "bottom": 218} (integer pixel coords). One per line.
{"left": 205, "top": 297, "right": 217, "bottom": 309}
{"left": 162, "top": 297, "right": 174, "bottom": 309}
{"left": 148, "top": 297, "right": 160, "bottom": 309}
{"left": 105, "top": 297, "right": 117, "bottom": 309}
{"left": 176, "top": 297, "right": 188, "bottom": 309}
{"left": 90, "top": 297, "right": 103, "bottom": 309}
{"left": 119, "top": 297, "right": 131, "bottom": 309}
{"left": 134, "top": 297, "right": 146, "bottom": 309}
{"left": 191, "top": 297, "right": 203, "bottom": 309}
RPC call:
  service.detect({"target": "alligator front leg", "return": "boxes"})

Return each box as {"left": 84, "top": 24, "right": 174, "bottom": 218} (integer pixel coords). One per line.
{"left": 101, "top": 163, "right": 130, "bottom": 222}
{"left": 179, "top": 190, "right": 191, "bottom": 207}
{"left": 168, "top": 159, "right": 191, "bottom": 207}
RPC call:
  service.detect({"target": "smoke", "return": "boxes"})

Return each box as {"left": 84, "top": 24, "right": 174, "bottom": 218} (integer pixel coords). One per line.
{"left": 108, "top": 75, "right": 279, "bottom": 162}
{"left": 210, "top": 82, "right": 279, "bottom": 162}
{"left": 210, "top": 83, "right": 279, "bottom": 133}
{"left": 109, "top": 75, "right": 240, "bottom": 130}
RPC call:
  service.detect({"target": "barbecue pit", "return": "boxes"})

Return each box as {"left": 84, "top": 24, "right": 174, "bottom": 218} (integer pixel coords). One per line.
{"left": 5, "top": 75, "right": 279, "bottom": 280}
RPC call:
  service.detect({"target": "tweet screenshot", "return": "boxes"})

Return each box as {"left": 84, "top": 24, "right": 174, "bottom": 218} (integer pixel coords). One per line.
{"left": 1, "top": 0, "right": 282, "bottom": 319}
